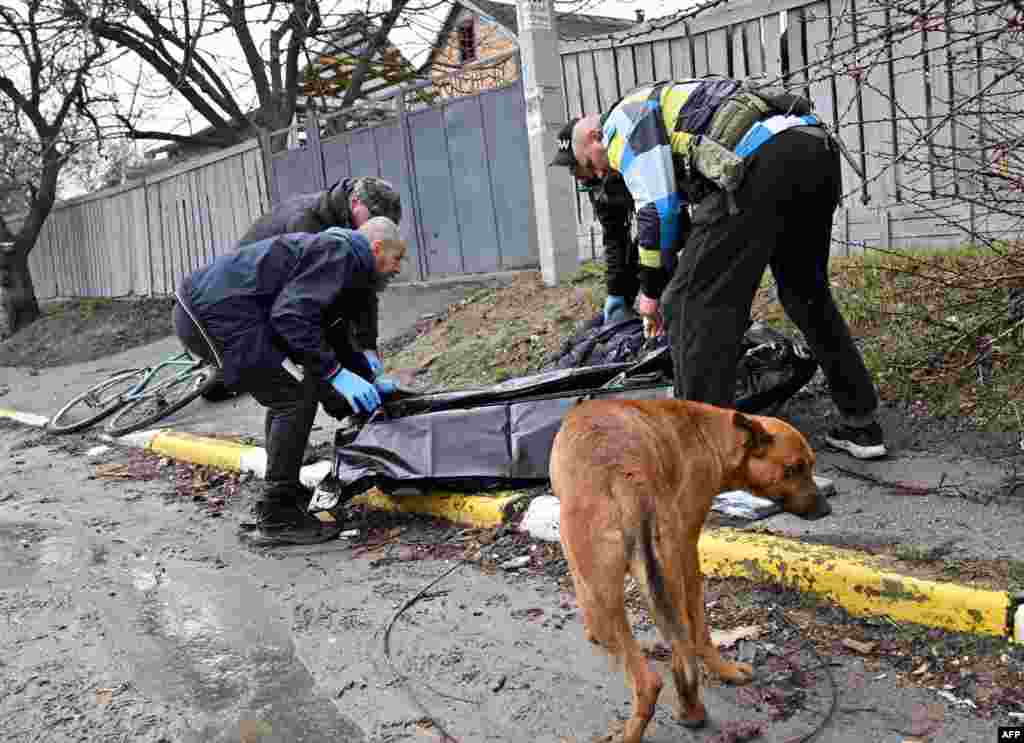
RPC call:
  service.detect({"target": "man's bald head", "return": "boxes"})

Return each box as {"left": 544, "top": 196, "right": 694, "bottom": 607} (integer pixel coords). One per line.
{"left": 571, "top": 115, "right": 607, "bottom": 180}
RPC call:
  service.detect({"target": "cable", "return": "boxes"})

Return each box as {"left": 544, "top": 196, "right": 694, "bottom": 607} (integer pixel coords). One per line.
{"left": 380, "top": 558, "right": 468, "bottom": 743}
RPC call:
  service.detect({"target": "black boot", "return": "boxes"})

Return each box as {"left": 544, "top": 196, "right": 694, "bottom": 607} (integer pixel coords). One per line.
{"left": 241, "top": 482, "right": 340, "bottom": 546}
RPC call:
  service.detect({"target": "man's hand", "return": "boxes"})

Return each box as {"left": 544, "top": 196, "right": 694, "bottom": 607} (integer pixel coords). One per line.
{"left": 636, "top": 293, "right": 663, "bottom": 338}
{"left": 363, "top": 350, "right": 383, "bottom": 379}
{"left": 603, "top": 295, "right": 626, "bottom": 325}
{"left": 330, "top": 369, "right": 382, "bottom": 414}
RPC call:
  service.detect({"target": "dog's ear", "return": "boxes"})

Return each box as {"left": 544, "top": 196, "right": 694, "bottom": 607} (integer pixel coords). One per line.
{"left": 733, "top": 411, "right": 775, "bottom": 454}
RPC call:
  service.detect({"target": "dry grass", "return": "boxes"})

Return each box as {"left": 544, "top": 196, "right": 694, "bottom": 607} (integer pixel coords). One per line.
{"left": 752, "top": 242, "right": 1024, "bottom": 430}
{"left": 386, "top": 242, "right": 1024, "bottom": 431}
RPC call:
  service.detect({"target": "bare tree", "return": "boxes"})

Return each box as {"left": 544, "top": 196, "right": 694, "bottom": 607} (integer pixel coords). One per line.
{"left": 0, "top": 0, "right": 110, "bottom": 338}
{"left": 62, "top": 0, "right": 443, "bottom": 151}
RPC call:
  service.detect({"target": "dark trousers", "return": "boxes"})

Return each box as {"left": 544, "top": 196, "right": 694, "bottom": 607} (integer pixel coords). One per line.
{"left": 173, "top": 302, "right": 371, "bottom": 489}
{"left": 662, "top": 127, "right": 879, "bottom": 419}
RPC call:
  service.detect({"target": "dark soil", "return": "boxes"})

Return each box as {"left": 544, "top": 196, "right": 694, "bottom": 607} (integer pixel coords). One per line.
{"left": 0, "top": 297, "right": 176, "bottom": 369}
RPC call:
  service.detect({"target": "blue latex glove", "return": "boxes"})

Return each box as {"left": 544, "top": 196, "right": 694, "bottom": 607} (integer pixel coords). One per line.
{"left": 363, "top": 350, "right": 383, "bottom": 379}
{"left": 330, "top": 369, "right": 382, "bottom": 414}
{"left": 603, "top": 294, "right": 626, "bottom": 325}
{"left": 374, "top": 377, "right": 398, "bottom": 397}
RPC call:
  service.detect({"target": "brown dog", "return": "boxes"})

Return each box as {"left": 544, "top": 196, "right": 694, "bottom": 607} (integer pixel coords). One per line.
{"left": 550, "top": 399, "right": 829, "bottom": 742}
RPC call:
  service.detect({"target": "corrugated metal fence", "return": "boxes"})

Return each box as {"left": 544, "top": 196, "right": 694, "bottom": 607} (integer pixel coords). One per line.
{"left": 267, "top": 78, "right": 538, "bottom": 282}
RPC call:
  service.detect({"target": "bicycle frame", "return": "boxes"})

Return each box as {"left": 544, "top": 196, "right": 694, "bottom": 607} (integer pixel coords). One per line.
{"left": 123, "top": 349, "right": 206, "bottom": 401}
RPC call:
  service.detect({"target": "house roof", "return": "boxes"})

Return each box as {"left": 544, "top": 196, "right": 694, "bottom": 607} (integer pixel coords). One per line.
{"left": 420, "top": 0, "right": 636, "bottom": 74}
{"left": 466, "top": 0, "right": 636, "bottom": 40}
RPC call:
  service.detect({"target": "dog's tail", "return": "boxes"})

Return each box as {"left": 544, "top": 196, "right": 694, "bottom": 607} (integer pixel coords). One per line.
{"left": 637, "top": 509, "right": 704, "bottom": 724}
{"left": 638, "top": 511, "right": 686, "bottom": 642}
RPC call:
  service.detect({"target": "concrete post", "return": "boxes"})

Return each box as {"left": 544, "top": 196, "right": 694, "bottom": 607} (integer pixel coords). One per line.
{"left": 516, "top": 0, "right": 578, "bottom": 286}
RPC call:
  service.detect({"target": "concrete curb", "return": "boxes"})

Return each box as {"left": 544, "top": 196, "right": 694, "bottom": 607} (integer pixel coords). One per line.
{"left": 1, "top": 406, "right": 1021, "bottom": 643}
{"left": 699, "top": 529, "right": 1020, "bottom": 641}
{"left": 0, "top": 408, "right": 518, "bottom": 529}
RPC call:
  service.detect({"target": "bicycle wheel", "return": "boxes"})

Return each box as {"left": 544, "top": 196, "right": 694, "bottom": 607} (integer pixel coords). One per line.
{"left": 46, "top": 369, "right": 147, "bottom": 434}
{"left": 104, "top": 365, "right": 221, "bottom": 437}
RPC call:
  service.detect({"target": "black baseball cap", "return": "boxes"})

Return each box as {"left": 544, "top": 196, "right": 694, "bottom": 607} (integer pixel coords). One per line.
{"left": 549, "top": 117, "right": 581, "bottom": 168}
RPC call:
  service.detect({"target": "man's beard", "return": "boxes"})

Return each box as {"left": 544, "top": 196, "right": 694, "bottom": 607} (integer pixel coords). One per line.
{"left": 373, "top": 272, "right": 396, "bottom": 290}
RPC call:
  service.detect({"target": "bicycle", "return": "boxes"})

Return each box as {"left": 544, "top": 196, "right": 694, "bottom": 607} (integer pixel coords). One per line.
{"left": 46, "top": 348, "right": 221, "bottom": 436}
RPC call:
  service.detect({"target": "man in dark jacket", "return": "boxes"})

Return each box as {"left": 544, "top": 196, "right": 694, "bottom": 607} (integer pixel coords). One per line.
{"left": 561, "top": 78, "right": 887, "bottom": 459}
{"left": 551, "top": 120, "right": 640, "bottom": 325}
{"left": 174, "top": 217, "right": 406, "bottom": 545}
{"left": 240, "top": 176, "right": 402, "bottom": 379}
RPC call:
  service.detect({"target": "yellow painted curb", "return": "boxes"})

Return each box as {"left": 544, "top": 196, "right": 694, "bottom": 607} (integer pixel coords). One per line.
{"left": 351, "top": 487, "right": 522, "bottom": 528}
{"left": 0, "top": 407, "right": 51, "bottom": 428}
{"left": 699, "top": 528, "right": 1011, "bottom": 638}
{"left": 148, "top": 431, "right": 256, "bottom": 472}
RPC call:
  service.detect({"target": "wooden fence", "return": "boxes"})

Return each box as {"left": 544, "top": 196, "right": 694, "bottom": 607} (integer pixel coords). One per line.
{"left": 19, "top": 139, "right": 268, "bottom": 299}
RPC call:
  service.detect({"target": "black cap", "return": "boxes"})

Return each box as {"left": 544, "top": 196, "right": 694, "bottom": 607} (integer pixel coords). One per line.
{"left": 549, "top": 117, "right": 580, "bottom": 168}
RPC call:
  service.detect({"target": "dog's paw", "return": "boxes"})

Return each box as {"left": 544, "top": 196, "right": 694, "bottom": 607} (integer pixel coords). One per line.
{"left": 717, "top": 661, "right": 754, "bottom": 684}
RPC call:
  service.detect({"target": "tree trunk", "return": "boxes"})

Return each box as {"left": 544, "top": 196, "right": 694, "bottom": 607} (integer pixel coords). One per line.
{"left": 0, "top": 242, "right": 40, "bottom": 340}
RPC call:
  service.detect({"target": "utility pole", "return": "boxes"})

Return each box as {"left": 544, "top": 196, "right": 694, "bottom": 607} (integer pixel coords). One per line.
{"left": 516, "top": 0, "right": 578, "bottom": 286}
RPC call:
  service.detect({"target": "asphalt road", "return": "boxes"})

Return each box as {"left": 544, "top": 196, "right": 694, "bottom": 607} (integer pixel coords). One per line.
{"left": 0, "top": 421, "right": 1007, "bottom": 743}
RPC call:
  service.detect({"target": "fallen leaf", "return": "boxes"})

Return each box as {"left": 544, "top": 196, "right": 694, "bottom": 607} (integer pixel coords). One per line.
{"left": 94, "top": 464, "right": 132, "bottom": 480}
{"left": 912, "top": 662, "right": 929, "bottom": 676}
{"left": 414, "top": 718, "right": 439, "bottom": 737}
{"left": 95, "top": 688, "right": 114, "bottom": 705}
{"left": 889, "top": 481, "right": 932, "bottom": 496}
{"left": 711, "top": 625, "right": 762, "bottom": 649}
{"left": 709, "top": 720, "right": 764, "bottom": 742}
{"left": 841, "top": 638, "right": 876, "bottom": 654}
{"left": 239, "top": 719, "right": 273, "bottom": 742}
{"left": 909, "top": 702, "right": 945, "bottom": 737}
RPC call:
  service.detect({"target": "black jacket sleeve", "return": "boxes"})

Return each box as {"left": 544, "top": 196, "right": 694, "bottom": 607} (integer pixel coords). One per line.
{"left": 588, "top": 174, "right": 639, "bottom": 302}
{"left": 347, "top": 291, "right": 379, "bottom": 351}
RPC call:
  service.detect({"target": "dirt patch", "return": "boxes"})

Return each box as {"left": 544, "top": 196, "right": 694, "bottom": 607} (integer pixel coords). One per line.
{"left": 384, "top": 268, "right": 606, "bottom": 390}
{"left": 0, "top": 297, "right": 176, "bottom": 369}
{"left": 752, "top": 245, "right": 1024, "bottom": 431}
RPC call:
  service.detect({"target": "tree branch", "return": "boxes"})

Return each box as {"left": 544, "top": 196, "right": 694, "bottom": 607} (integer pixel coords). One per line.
{"left": 66, "top": 1, "right": 235, "bottom": 133}
{"left": 340, "top": 0, "right": 410, "bottom": 108}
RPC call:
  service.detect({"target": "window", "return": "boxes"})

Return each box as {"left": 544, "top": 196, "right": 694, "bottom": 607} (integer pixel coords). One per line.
{"left": 458, "top": 21, "right": 476, "bottom": 64}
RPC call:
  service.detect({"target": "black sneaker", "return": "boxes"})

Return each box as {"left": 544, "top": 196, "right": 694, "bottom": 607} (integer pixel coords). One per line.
{"left": 825, "top": 422, "right": 887, "bottom": 459}
{"left": 241, "top": 496, "right": 341, "bottom": 546}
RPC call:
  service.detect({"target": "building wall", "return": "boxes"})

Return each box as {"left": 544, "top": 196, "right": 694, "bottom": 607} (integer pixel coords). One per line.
{"left": 430, "top": 9, "right": 520, "bottom": 99}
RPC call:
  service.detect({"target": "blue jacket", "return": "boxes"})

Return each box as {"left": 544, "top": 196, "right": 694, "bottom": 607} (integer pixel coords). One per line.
{"left": 181, "top": 229, "right": 376, "bottom": 387}
{"left": 239, "top": 179, "right": 379, "bottom": 352}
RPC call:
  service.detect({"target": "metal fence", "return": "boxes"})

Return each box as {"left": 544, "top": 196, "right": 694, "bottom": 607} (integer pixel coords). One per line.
{"left": 267, "top": 72, "right": 538, "bottom": 282}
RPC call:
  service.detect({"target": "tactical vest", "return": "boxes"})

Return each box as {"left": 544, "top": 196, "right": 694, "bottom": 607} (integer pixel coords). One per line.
{"left": 664, "top": 79, "right": 815, "bottom": 210}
